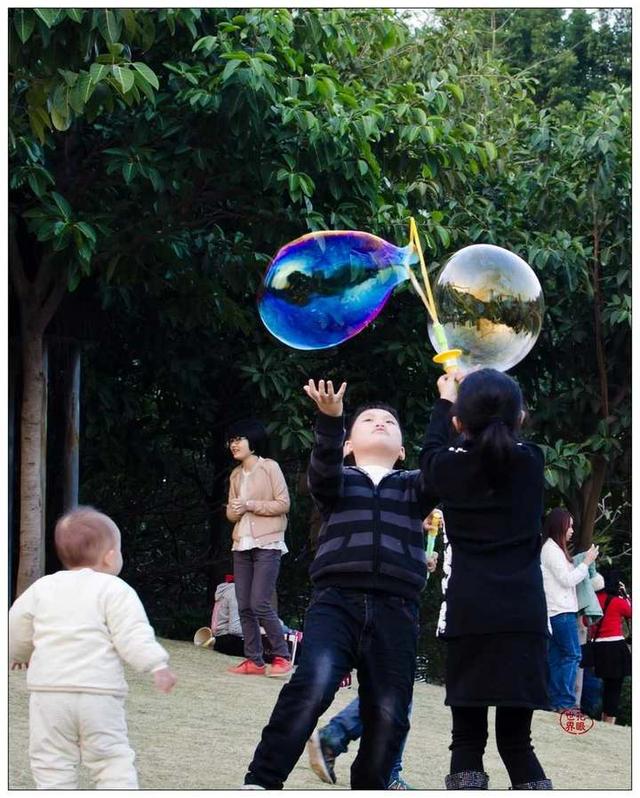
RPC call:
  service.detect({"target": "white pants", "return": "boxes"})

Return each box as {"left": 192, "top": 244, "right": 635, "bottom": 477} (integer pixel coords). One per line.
{"left": 29, "top": 692, "right": 138, "bottom": 789}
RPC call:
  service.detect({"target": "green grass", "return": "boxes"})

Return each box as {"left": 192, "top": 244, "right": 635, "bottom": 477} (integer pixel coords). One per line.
{"left": 9, "top": 639, "right": 632, "bottom": 789}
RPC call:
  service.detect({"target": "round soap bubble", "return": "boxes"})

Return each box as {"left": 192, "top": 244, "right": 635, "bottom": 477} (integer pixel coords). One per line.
{"left": 258, "top": 231, "right": 415, "bottom": 350}
{"left": 427, "top": 244, "right": 544, "bottom": 372}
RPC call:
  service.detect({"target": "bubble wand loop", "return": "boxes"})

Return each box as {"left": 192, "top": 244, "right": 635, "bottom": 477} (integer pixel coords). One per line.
{"left": 408, "top": 218, "right": 462, "bottom": 373}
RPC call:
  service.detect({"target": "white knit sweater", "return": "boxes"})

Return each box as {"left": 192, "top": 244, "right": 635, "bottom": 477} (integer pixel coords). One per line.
{"left": 9, "top": 569, "right": 169, "bottom": 696}
{"left": 541, "top": 539, "right": 589, "bottom": 617}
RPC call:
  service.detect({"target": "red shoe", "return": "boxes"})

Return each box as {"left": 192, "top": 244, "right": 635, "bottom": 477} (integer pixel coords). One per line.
{"left": 228, "top": 659, "right": 266, "bottom": 676}
{"left": 267, "top": 656, "right": 292, "bottom": 677}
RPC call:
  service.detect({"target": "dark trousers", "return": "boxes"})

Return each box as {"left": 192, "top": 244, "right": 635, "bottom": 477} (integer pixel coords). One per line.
{"left": 602, "top": 678, "right": 624, "bottom": 717}
{"left": 450, "top": 706, "right": 546, "bottom": 786}
{"left": 245, "top": 586, "right": 418, "bottom": 789}
{"left": 233, "top": 549, "right": 289, "bottom": 666}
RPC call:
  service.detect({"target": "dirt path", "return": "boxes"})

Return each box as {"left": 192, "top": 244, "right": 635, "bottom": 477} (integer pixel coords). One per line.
{"left": 9, "top": 639, "right": 631, "bottom": 790}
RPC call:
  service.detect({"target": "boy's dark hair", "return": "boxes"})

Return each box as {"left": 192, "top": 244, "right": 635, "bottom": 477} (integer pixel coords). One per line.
{"left": 542, "top": 508, "right": 573, "bottom": 562}
{"left": 452, "top": 368, "right": 523, "bottom": 481}
{"left": 345, "top": 403, "right": 402, "bottom": 438}
{"left": 226, "top": 419, "right": 269, "bottom": 457}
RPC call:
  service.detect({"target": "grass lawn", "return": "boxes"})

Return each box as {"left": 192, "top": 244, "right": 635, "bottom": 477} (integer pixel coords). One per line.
{"left": 9, "top": 638, "right": 631, "bottom": 790}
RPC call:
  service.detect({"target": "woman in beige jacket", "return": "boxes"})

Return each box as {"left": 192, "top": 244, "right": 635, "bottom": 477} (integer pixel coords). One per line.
{"left": 226, "top": 419, "right": 292, "bottom": 676}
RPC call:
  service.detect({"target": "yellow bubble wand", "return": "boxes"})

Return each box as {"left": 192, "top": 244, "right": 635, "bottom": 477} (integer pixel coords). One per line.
{"left": 406, "top": 217, "right": 462, "bottom": 373}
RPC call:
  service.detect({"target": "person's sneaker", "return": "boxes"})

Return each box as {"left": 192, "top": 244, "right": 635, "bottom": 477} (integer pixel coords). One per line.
{"left": 266, "top": 656, "right": 292, "bottom": 677}
{"left": 306, "top": 729, "right": 337, "bottom": 784}
{"left": 240, "top": 785, "right": 265, "bottom": 790}
{"left": 388, "top": 776, "right": 412, "bottom": 789}
{"left": 228, "top": 659, "right": 266, "bottom": 676}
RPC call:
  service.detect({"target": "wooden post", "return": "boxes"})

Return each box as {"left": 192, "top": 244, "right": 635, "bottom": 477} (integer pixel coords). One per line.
{"left": 63, "top": 345, "right": 81, "bottom": 511}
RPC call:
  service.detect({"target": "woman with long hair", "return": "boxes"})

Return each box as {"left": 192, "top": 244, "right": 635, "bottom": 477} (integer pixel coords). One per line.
{"left": 541, "top": 508, "right": 598, "bottom": 711}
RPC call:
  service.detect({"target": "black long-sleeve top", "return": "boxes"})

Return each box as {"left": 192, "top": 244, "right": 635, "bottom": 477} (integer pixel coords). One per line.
{"left": 420, "top": 399, "right": 548, "bottom": 638}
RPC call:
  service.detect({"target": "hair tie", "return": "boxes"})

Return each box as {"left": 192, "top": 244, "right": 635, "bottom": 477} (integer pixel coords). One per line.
{"left": 489, "top": 416, "right": 505, "bottom": 425}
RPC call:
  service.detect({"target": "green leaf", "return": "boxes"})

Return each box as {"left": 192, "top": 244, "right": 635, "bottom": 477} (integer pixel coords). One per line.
{"left": 98, "top": 9, "right": 122, "bottom": 44}
{"left": 413, "top": 107, "right": 427, "bottom": 125}
{"left": 75, "top": 222, "right": 97, "bottom": 243}
{"left": 132, "top": 62, "right": 159, "bottom": 90}
{"left": 192, "top": 35, "right": 216, "bottom": 54}
{"left": 50, "top": 106, "right": 71, "bottom": 131}
{"left": 51, "top": 192, "right": 72, "bottom": 219}
{"left": 484, "top": 141, "right": 498, "bottom": 162}
{"left": 89, "top": 63, "right": 110, "bottom": 84}
{"left": 446, "top": 83, "right": 464, "bottom": 105}
{"left": 69, "top": 74, "right": 94, "bottom": 113}
{"left": 133, "top": 71, "right": 156, "bottom": 103}
{"left": 122, "top": 162, "right": 136, "bottom": 183}
{"left": 34, "top": 8, "right": 61, "bottom": 28}
{"left": 14, "top": 9, "right": 36, "bottom": 43}
{"left": 222, "top": 59, "right": 242, "bottom": 82}
{"left": 113, "top": 66, "right": 135, "bottom": 94}
{"left": 304, "top": 75, "right": 316, "bottom": 95}
{"left": 65, "top": 9, "right": 85, "bottom": 23}
{"left": 58, "top": 69, "right": 79, "bottom": 87}
{"left": 68, "top": 269, "right": 81, "bottom": 292}
{"left": 434, "top": 225, "right": 450, "bottom": 248}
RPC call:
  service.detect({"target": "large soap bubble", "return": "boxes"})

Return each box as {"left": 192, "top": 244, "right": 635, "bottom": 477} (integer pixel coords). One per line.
{"left": 427, "top": 244, "right": 544, "bottom": 372}
{"left": 258, "top": 231, "right": 415, "bottom": 350}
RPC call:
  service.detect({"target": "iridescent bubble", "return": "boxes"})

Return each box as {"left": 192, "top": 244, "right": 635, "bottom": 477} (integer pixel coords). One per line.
{"left": 427, "top": 244, "right": 544, "bottom": 372}
{"left": 258, "top": 231, "right": 415, "bottom": 350}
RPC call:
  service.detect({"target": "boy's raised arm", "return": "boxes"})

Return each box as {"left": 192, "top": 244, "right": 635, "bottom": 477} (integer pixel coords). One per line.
{"left": 304, "top": 379, "right": 347, "bottom": 512}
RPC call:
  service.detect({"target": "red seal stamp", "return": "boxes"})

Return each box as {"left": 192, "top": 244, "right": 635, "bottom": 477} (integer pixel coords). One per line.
{"left": 559, "top": 708, "right": 594, "bottom": 735}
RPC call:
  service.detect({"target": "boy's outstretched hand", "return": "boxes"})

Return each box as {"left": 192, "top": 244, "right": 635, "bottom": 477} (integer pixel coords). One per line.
{"left": 303, "top": 379, "right": 347, "bottom": 417}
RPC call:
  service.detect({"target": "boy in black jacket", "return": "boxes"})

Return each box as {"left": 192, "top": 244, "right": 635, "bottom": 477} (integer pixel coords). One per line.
{"left": 243, "top": 379, "right": 437, "bottom": 789}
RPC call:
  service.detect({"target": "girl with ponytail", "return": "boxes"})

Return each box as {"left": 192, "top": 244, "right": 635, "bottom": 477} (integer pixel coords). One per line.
{"left": 420, "top": 368, "right": 551, "bottom": 790}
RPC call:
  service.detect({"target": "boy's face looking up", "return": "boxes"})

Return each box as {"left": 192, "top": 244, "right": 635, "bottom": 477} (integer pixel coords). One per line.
{"left": 344, "top": 407, "right": 405, "bottom": 469}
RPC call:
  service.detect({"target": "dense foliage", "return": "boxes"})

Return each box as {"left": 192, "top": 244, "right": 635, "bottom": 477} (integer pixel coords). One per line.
{"left": 9, "top": 10, "right": 630, "bottom": 693}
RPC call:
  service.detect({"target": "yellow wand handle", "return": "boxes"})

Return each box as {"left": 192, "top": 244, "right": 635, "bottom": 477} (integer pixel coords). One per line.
{"left": 408, "top": 218, "right": 462, "bottom": 372}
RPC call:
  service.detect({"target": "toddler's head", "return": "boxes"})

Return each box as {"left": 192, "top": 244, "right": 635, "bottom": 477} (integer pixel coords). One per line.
{"left": 344, "top": 403, "right": 405, "bottom": 469}
{"left": 55, "top": 506, "right": 123, "bottom": 575}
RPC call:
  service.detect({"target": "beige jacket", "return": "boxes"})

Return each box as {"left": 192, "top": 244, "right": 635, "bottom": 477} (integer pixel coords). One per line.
{"left": 226, "top": 458, "right": 290, "bottom": 545}
{"left": 9, "top": 569, "right": 169, "bottom": 696}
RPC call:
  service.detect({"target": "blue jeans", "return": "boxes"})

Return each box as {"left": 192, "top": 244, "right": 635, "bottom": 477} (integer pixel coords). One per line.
{"left": 547, "top": 612, "right": 581, "bottom": 709}
{"left": 245, "top": 587, "right": 418, "bottom": 789}
{"left": 322, "top": 696, "right": 410, "bottom": 784}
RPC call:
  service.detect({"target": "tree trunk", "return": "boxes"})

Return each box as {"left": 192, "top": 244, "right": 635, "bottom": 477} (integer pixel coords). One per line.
{"left": 16, "top": 331, "right": 48, "bottom": 595}
{"left": 8, "top": 342, "right": 18, "bottom": 599}
{"left": 11, "top": 219, "right": 69, "bottom": 596}
{"left": 576, "top": 454, "right": 608, "bottom": 551}
{"left": 63, "top": 345, "right": 81, "bottom": 511}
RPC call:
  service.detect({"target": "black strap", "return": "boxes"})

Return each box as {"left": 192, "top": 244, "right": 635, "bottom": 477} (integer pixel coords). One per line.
{"left": 590, "top": 594, "right": 614, "bottom": 641}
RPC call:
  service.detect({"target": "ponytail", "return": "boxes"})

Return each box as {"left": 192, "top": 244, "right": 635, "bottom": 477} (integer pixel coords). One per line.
{"left": 476, "top": 417, "right": 517, "bottom": 483}
{"left": 453, "top": 368, "right": 523, "bottom": 487}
